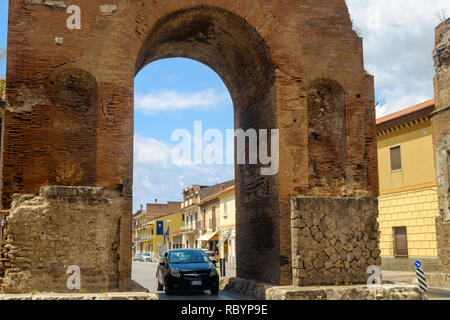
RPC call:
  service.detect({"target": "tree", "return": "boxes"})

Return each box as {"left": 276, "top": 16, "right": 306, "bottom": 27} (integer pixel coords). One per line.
{"left": 436, "top": 9, "right": 449, "bottom": 23}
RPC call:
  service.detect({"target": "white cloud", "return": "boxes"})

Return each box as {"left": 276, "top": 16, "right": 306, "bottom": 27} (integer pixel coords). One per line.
{"left": 132, "top": 134, "right": 234, "bottom": 211}
{"left": 135, "top": 88, "right": 230, "bottom": 115}
{"left": 134, "top": 135, "right": 172, "bottom": 168}
{"left": 345, "top": 0, "right": 450, "bottom": 118}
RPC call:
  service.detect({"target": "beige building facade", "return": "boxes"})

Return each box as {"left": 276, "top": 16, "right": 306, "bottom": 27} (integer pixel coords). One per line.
{"left": 218, "top": 185, "right": 236, "bottom": 264}
{"left": 180, "top": 185, "right": 201, "bottom": 249}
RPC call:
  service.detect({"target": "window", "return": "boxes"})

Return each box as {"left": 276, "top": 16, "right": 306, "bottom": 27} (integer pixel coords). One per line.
{"left": 393, "top": 227, "right": 408, "bottom": 257}
{"left": 202, "top": 209, "right": 206, "bottom": 229}
{"left": 223, "top": 202, "right": 228, "bottom": 219}
{"left": 390, "top": 146, "right": 402, "bottom": 172}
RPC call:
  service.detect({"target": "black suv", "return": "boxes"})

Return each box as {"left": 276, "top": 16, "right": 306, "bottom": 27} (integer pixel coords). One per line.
{"left": 156, "top": 249, "right": 219, "bottom": 295}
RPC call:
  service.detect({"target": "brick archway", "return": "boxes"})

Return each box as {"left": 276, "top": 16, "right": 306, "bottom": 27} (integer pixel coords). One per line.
{"left": 1, "top": 0, "right": 379, "bottom": 292}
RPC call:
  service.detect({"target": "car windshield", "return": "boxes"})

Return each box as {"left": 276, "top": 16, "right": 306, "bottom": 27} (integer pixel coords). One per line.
{"left": 169, "top": 250, "right": 209, "bottom": 264}
{"left": 142, "top": 254, "right": 150, "bottom": 256}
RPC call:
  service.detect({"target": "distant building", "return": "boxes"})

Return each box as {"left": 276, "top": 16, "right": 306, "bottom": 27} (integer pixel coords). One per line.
{"left": 132, "top": 201, "right": 182, "bottom": 256}
{"left": 146, "top": 209, "right": 184, "bottom": 260}
{"left": 218, "top": 184, "right": 236, "bottom": 264}
{"left": 147, "top": 201, "right": 182, "bottom": 220}
{"left": 132, "top": 208, "right": 148, "bottom": 256}
{"left": 180, "top": 185, "right": 202, "bottom": 249}
{"left": 377, "top": 100, "right": 440, "bottom": 271}
{"left": 180, "top": 180, "right": 234, "bottom": 250}
{"left": 197, "top": 181, "right": 235, "bottom": 259}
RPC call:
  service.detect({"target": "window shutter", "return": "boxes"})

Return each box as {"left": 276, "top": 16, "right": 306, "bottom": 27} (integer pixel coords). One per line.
{"left": 394, "top": 227, "right": 408, "bottom": 257}
{"left": 390, "top": 146, "right": 402, "bottom": 171}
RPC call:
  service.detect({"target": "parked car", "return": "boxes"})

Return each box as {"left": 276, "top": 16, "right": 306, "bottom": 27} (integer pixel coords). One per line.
{"left": 205, "top": 251, "right": 217, "bottom": 265}
{"left": 156, "top": 249, "right": 219, "bottom": 295}
{"left": 133, "top": 253, "right": 142, "bottom": 261}
{"left": 141, "top": 253, "right": 152, "bottom": 262}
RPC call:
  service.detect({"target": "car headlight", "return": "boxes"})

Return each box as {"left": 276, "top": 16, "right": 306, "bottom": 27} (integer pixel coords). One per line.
{"left": 210, "top": 268, "right": 218, "bottom": 277}
{"left": 170, "top": 269, "right": 181, "bottom": 278}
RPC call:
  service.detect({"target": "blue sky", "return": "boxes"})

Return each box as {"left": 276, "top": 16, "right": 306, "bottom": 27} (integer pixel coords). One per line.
{"left": 0, "top": 1, "right": 449, "bottom": 211}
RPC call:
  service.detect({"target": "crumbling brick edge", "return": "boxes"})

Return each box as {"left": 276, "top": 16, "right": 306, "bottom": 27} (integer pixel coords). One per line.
{"left": 220, "top": 277, "right": 423, "bottom": 300}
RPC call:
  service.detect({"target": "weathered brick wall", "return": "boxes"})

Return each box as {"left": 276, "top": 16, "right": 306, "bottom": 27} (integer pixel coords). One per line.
{"left": 291, "top": 197, "right": 380, "bottom": 286}
{"left": 0, "top": 187, "right": 122, "bottom": 293}
{"left": 432, "top": 18, "right": 450, "bottom": 273}
{"left": 435, "top": 217, "right": 450, "bottom": 273}
{"left": 3, "top": 0, "right": 378, "bottom": 287}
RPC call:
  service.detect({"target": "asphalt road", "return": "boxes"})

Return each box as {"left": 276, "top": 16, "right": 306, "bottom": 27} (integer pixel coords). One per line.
{"left": 131, "top": 261, "right": 244, "bottom": 300}
{"left": 132, "top": 262, "right": 450, "bottom": 300}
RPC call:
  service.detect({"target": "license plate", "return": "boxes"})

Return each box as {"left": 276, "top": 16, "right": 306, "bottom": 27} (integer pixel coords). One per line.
{"left": 191, "top": 280, "right": 202, "bottom": 286}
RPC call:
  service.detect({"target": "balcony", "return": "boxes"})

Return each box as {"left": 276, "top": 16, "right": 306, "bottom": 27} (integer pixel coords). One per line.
{"left": 180, "top": 223, "right": 198, "bottom": 233}
{"left": 133, "top": 234, "right": 150, "bottom": 242}
{"left": 133, "top": 224, "right": 148, "bottom": 231}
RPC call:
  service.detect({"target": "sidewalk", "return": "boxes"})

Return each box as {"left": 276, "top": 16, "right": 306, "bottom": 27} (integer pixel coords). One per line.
{"left": 382, "top": 270, "right": 416, "bottom": 284}
{"left": 219, "top": 263, "right": 236, "bottom": 278}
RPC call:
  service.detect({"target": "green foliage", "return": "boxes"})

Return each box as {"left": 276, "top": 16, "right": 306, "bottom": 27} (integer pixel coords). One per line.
{"left": 0, "top": 79, "right": 5, "bottom": 100}
{"left": 383, "top": 292, "right": 395, "bottom": 300}
{"left": 55, "top": 162, "right": 84, "bottom": 186}
{"left": 0, "top": 48, "right": 5, "bottom": 100}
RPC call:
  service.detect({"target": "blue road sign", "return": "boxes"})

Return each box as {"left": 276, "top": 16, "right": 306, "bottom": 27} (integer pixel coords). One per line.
{"left": 156, "top": 221, "right": 164, "bottom": 236}
{"left": 415, "top": 260, "right": 422, "bottom": 269}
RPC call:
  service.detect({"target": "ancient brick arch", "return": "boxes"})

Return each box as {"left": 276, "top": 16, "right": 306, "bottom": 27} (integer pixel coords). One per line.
{"left": 1, "top": 0, "right": 379, "bottom": 292}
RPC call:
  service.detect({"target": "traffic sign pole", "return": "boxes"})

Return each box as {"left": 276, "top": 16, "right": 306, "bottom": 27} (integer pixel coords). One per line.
{"left": 414, "top": 260, "right": 428, "bottom": 300}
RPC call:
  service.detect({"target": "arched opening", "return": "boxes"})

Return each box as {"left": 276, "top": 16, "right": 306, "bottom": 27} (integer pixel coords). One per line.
{"left": 131, "top": 57, "right": 235, "bottom": 275}
{"left": 130, "top": 5, "right": 280, "bottom": 285}
{"left": 307, "top": 79, "right": 348, "bottom": 195}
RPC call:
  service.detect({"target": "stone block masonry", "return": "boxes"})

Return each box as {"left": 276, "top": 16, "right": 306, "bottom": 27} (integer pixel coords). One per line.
{"left": 0, "top": 186, "right": 122, "bottom": 293}
{"left": 291, "top": 197, "right": 380, "bottom": 286}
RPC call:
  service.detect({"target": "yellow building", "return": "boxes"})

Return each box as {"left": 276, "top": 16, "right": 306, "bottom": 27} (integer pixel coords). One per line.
{"left": 377, "top": 100, "right": 440, "bottom": 271}
{"left": 132, "top": 209, "right": 150, "bottom": 255}
{"left": 146, "top": 210, "right": 184, "bottom": 261}
{"left": 218, "top": 185, "right": 236, "bottom": 264}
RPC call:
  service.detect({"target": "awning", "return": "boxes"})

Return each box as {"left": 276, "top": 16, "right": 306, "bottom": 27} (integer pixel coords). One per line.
{"left": 216, "top": 236, "right": 229, "bottom": 248}
{"left": 197, "top": 231, "right": 219, "bottom": 242}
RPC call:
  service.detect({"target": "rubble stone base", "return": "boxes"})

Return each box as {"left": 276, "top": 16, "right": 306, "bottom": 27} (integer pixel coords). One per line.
{"left": 265, "top": 285, "right": 422, "bottom": 300}
{"left": 0, "top": 292, "right": 158, "bottom": 300}
{"left": 0, "top": 186, "right": 123, "bottom": 293}
{"left": 221, "top": 277, "right": 422, "bottom": 300}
